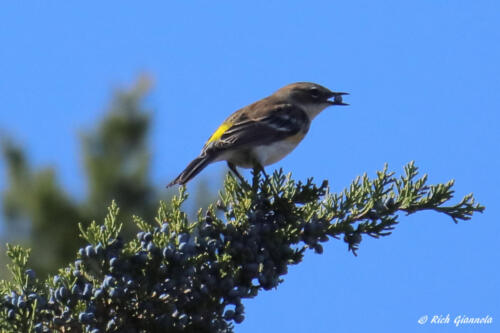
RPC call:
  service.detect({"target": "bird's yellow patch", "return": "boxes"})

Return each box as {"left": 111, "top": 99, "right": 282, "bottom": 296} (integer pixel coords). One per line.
{"left": 207, "top": 122, "right": 232, "bottom": 143}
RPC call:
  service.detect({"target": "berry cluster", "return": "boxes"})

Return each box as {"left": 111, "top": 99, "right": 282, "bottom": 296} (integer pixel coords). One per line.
{"left": 1, "top": 190, "right": 323, "bottom": 332}
{"left": 1, "top": 166, "right": 483, "bottom": 332}
{"left": 0, "top": 172, "right": 333, "bottom": 332}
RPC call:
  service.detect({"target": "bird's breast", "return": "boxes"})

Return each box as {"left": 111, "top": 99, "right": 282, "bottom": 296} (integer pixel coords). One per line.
{"left": 251, "top": 132, "right": 306, "bottom": 166}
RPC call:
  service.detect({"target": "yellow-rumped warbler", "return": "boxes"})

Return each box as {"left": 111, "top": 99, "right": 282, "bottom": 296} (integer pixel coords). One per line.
{"left": 168, "top": 82, "right": 348, "bottom": 187}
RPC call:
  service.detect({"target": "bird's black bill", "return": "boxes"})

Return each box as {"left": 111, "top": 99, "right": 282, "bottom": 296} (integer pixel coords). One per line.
{"left": 328, "top": 92, "right": 349, "bottom": 106}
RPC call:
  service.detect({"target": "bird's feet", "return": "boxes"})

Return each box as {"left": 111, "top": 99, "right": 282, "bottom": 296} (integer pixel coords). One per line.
{"left": 227, "top": 162, "right": 247, "bottom": 184}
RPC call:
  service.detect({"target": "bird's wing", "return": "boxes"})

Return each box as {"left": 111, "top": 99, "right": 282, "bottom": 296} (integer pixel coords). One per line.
{"left": 202, "top": 104, "right": 309, "bottom": 155}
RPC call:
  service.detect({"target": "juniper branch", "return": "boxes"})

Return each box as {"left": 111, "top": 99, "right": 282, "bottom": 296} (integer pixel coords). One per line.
{"left": 0, "top": 162, "right": 484, "bottom": 332}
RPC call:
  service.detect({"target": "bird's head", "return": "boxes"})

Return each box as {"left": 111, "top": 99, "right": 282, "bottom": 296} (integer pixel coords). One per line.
{"left": 275, "top": 82, "right": 349, "bottom": 119}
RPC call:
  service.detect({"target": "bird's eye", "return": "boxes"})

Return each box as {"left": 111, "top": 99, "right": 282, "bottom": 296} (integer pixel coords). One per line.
{"left": 309, "top": 87, "right": 320, "bottom": 98}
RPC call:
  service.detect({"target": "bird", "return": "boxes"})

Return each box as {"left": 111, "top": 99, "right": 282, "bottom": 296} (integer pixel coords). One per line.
{"left": 167, "top": 82, "right": 348, "bottom": 187}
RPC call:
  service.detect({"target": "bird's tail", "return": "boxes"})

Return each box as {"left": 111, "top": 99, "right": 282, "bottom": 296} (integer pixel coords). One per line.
{"left": 167, "top": 155, "right": 213, "bottom": 187}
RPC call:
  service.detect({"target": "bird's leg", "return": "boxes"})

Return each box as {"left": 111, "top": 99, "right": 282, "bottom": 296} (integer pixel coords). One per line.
{"left": 227, "top": 162, "right": 246, "bottom": 184}
{"left": 253, "top": 163, "right": 270, "bottom": 182}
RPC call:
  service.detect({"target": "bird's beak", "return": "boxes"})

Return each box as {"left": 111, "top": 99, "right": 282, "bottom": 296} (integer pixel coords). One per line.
{"left": 327, "top": 92, "right": 349, "bottom": 106}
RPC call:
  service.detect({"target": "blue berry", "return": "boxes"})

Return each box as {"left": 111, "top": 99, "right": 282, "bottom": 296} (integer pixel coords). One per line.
{"left": 146, "top": 242, "right": 156, "bottom": 252}
{"left": 71, "top": 284, "right": 81, "bottom": 295}
{"left": 95, "top": 243, "right": 104, "bottom": 256}
{"left": 83, "top": 283, "right": 93, "bottom": 298}
{"left": 178, "top": 242, "right": 189, "bottom": 252}
{"left": 162, "top": 246, "right": 174, "bottom": 259}
{"left": 109, "top": 287, "right": 124, "bottom": 299}
{"left": 85, "top": 245, "right": 95, "bottom": 257}
{"left": 59, "top": 286, "right": 69, "bottom": 299}
{"left": 143, "top": 232, "right": 152, "bottom": 242}
{"left": 178, "top": 233, "right": 190, "bottom": 244}
{"left": 178, "top": 313, "right": 188, "bottom": 325}
{"left": 106, "top": 318, "right": 116, "bottom": 330}
{"left": 224, "top": 310, "right": 235, "bottom": 320}
{"left": 93, "top": 289, "right": 104, "bottom": 299}
{"left": 109, "top": 257, "right": 119, "bottom": 267}
{"left": 17, "top": 298, "right": 27, "bottom": 309}
{"left": 78, "top": 311, "right": 95, "bottom": 324}
{"left": 25, "top": 269, "right": 36, "bottom": 279}
{"left": 207, "top": 239, "right": 217, "bottom": 251}
{"left": 235, "top": 303, "right": 244, "bottom": 314}
{"left": 10, "top": 293, "right": 18, "bottom": 306}
{"left": 62, "top": 309, "right": 71, "bottom": 320}
{"left": 102, "top": 275, "right": 115, "bottom": 288}
{"left": 74, "top": 259, "right": 83, "bottom": 269}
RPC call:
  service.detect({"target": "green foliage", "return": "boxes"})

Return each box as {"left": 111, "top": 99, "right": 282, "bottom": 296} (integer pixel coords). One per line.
{"left": 0, "top": 163, "right": 483, "bottom": 332}
{"left": 78, "top": 201, "right": 122, "bottom": 248}
{"left": 0, "top": 245, "right": 42, "bottom": 332}
{"left": 3, "top": 245, "right": 31, "bottom": 292}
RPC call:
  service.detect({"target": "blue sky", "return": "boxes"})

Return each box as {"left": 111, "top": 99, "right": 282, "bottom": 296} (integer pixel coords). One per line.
{"left": 1, "top": 1, "right": 499, "bottom": 332}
